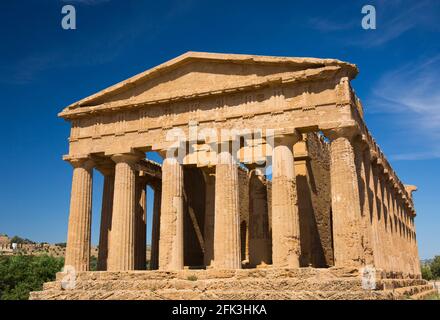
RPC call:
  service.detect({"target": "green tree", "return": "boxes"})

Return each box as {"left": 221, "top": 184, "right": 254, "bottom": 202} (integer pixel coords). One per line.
{"left": 0, "top": 255, "right": 64, "bottom": 300}
{"left": 55, "top": 242, "right": 67, "bottom": 248}
{"left": 421, "top": 264, "right": 433, "bottom": 281}
{"left": 9, "top": 236, "right": 34, "bottom": 244}
{"left": 90, "top": 255, "right": 98, "bottom": 271}
{"left": 431, "top": 255, "right": 440, "bottom": 279}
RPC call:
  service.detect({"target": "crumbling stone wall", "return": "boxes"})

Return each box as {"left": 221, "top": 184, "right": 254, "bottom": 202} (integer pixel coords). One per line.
{"left": 181, "top": 144, "right": 333, "bottom": 269}
{"left": 183, "top": 167, "right": 206, "bottom": 267}
{"left": 294, "top": 133, "right": 333, "bottom": 267}
{"left": 303, "top": 133, "right": 333, "bottom": 267}
{"left": 182, "top": 166, "right": 250, "bottom": 267}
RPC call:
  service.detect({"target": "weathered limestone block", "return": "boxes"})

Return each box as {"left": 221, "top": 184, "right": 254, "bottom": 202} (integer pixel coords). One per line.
{"left": 271, "top": 134, "right": 301, "bottom": 268}
{"left": 97, "top": 164, "right": 115, "bottom": 271}
{"left": 107, "top": 153, "right": 143, "bottom": 271}
{"left": 159, "top": 157, "right": 184, "bottom": 270}
{"left": 65, "top": 158, "right": 94, "bottom": 271}
{"left": 327, "top": 128, "right": 363, "bottom": 268}
{"left": 295, "top": 133, "right": 332, "bottom": 268}
{"left": 214, "top": 147, "right": 241, "bottom": 269}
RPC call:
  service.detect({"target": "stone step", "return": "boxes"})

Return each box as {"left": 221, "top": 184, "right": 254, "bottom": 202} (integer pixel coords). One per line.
{"left": 30, "top": 288, "right": 393, "bottom": 300}
{"left": 384, "top": 284, "right": 434, "bottom": 299}
{"left": 35, "top": 269, "right": 428, "bottom": 300}
{"left": 411, "top": 288, "right": 438, "bottom": 300}
{"left": 44, "top": 276, "right": 427, "bottom": 292}
{"left": 55, "top": 268, "right": 363, "bottom": 282}
{"left": 44, "top": 278, "right": 369, "bottom": 292}
{"left": 380, "top": 279, "right": 427, "bottom": 290}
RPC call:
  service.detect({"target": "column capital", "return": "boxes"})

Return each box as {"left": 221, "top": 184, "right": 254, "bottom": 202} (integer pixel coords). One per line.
{"left": 273, "top": 129, "right": 302, "bottom": 145}
{"left": 375, "top": 158, "right": 386, "bottom": 173}
{"left": 111, "top": 152, "right": 144, "bottom": 164}
{"left": 370, "top": 150, "right": 379, "bottom": 163}
{"left": 65, "top": 156, "right": 94, "bottom": 170}
{"left": 404, "top": 185, "right": 418, "bottom": 199}
{"left": 353, "top": 133, "right": 370, "bottom": 151}
{"left": 324, "top": 126, "right": 360, "bottom": 142}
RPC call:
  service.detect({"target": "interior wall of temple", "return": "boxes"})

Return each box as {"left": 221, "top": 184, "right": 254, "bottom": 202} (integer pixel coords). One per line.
{"left": 183, "top": 167, "right": 206, "bottom": 267}
{"left": 306, "top": 133, "right": 333, "bottom": 267}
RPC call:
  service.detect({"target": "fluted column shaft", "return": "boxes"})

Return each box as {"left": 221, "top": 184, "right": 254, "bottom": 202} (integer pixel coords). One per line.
{"left": 371, "top": 164, "right": 384, "bottom": 270}
{"left": 328, "top": 129, "right": 363, "bottom": 267}
{"left": 355, "top": 141, "right": 374, "bottom": 266}
{"left": 203, "top": 171, "right": 215, "bottom": 267}
{"left": 150, "top": 183, "right": 161, "bottom": 270}
{"left": 159, "top": 157, "right": 184, "bottom": 270}
{"left": 134, "top": 178, "right": 147, "bottom": 270}
{"left": 214, "top": 145, "right": 241, "bottom": 269}
{"left": 97, "top": 165, "right": 115, "bottom": 271}
{"left": 65, "top": 158, "right": 94, "bottom": 271}
{"left": 107, "top": 153, "right": 142, "bottom": 271}
{"left": 379, "top": 175, "right": 392, "bottom": 271}
{"left": 271, "top": 135, "right": 301, "bottom": 268}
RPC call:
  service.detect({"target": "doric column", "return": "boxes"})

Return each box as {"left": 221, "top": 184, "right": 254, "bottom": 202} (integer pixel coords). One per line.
{"left": 399, "top": 199, "right": 410, "bottom": 275}
{"left": 271, "top": 133, "right": 301, "bottom": 268}
{"left": 134, "top": 176, "right": 147, "bottom": 270}
{"left": 327, "top": 128, "right": 363, "bottom": 268}
{"left": 354, "top": 137, "right": 374, "bottom": 266}
{"left": 412, "top": 217, "right": 421, "bottom": 276}
{"left": 107, "top": 152, "right": 143, "bottom": 271}
{"left": 379, "top": 174, "right": 392, "bottom": 271}
{"left": 387, "top": 188, "right": 403, "bottom": 271}
{"left": 65, "top": 157, "right": 94, "bottom": 271}
{"left": 203, "top": 170, "right": 215, "bottom": 267}
{"left": 369, "top": 154, "right": 383, "bottom": 269}
{"left": 249, "top": 168, "right": 271, "bottom": 266}
{"left": 213, "top": 142, "right": 241, "bottom": 269}
{"left": 150, "top": 181, "right": 161, "bottom": 270}
{"left": 159, "top": 157, "right": 184, "bottom": 270}
{"left": 376, "top": 167, "right": 391, "bottom": 271}
{"left": 97, "top": 163, "right": 115, "bottom": 271}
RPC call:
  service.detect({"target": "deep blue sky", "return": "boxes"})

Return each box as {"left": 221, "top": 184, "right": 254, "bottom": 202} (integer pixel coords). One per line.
{"left": 0, "top": 0, "right": 439, "bottom": 259}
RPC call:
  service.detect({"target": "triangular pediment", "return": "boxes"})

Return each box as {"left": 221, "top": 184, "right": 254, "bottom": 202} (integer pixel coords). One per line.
{"left": 60, "top": 52, "right": 357, "bottom": 117}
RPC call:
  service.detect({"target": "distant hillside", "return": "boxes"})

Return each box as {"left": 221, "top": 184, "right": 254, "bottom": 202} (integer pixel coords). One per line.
{"left": 0, "top": 234, "right": 97, "bottom": 258}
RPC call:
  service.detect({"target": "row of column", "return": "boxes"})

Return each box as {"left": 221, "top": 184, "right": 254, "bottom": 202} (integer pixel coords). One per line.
{"left": 65, "top": 153, "right": 162, "bottom": 271}
{"left": 64, "top": 133, "right": 305, "bottom": 271}
{"left": 65, "top": 127, "right": 419, "bottom": 274}
{"left": 326, "top": 127, "right": 420, "bottom": 275}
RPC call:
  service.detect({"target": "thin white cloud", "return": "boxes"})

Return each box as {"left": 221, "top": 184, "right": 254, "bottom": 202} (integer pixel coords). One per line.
{"left": 368, "top": 55, "right": 440, "bottom": 160}
{"left": 309, "top": 0, "right": 439, "bottom": 48}
{"left": 353, "top": 1, "right": 433, "bottom": 48}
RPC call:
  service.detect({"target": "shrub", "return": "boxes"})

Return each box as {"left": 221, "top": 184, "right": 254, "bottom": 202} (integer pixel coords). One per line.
{"left": 430, "top": 256, "right": 440, "bottom": 279}
{"left": 0, "top": 255, "right": 64, "bottom": 300}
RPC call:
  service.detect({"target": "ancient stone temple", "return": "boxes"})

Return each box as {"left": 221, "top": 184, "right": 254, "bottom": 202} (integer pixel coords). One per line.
{"left": 32, "top": 52, "right": 434, "bottom": 300}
